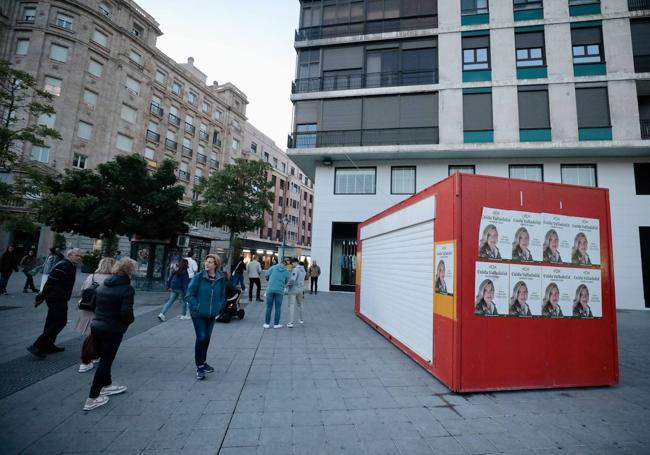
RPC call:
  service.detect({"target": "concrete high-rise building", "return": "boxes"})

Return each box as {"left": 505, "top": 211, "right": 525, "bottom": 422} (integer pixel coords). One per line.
{"left": 287, "top": 0, "right": 650, "bottom": 308}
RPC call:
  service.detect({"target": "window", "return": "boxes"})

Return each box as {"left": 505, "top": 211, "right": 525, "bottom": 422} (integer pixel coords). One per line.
{"left": 251, "top": 142, "right": 257, "bottom": 154}
{"left": 509, "top": 164, "right": 543, "bottom": 181}
{"left": 171, "top": 81, "right": 182, "bottom": 96}
{"left": 37, "top": 113, "right": 55, "bottom": 128}
{"left": 120, "top": 104, "right": 137, "bottom": 123}
{"left": 132, "top": 23, "right": 144, "bottom": 38}
{"left": 561, "top": 164, "right": 597, "bottom": 187}
{"left": 87, "top": 59, "right": 103, "bottom": 77}
{"left": 463, "top": 92, "right": 493, "bottom": 131}
{"left": 188, "top": 91, "right": 198, "bottom": 105}
{"left": 297, "top": 49, "right": 320, "bottom": 90}
{"left": 43, "top": 76, "right": 62, "bottom": 96}
{"left": 77, "top": 121, "right": 92, "bottom": 140}
{"left": 154, "top": 70, "right": 165, "bottom": 85}
{"left": 55, "top": 13, "right": 73, "bottom": 30}
{"left": 296, "top": 124, "right": 317, "bottom": 148}
{"left": 129, "top": 49, "right": 142, "bottom": 65}
{"left": 463, "top": 35, "right": 490, "bottom": 70}
{"left": 125, "top": 76, "right": 140, "bottom": 95}
{"left": 49, "top": 44, "right": 68, "bottom": 62}
{"left": 514, "top": 0, "right": 542, "bottom": 10}
{"left": 213, "top": 109, "right": 222, "bottom": 121}
{"left": 72, "top": 153, "right": 87, "bottom": 169}
{"left": 116, "top": 134, "right": 133, "bottom": 152}
{"left": 273, "top": 157, "right": 279, "bottom": 168}
{"left": 21, "top": 6, "right": 36, "bottom": 22}
{"left": 449, "top": 165, "right": 476, "bottom": 175}
{"left": 631, "top": 20, "right": 650, "bottom": 73}
{"left": 83, "top": 89, "right": 98, "bottom": 108}
{"left": 144, "top": 147, "right": 155, "bottom": 160}
{"left": 518, "top": 85, "right": 550, "bottom": 129}
{"left": 92, "top": 29, "right": 109, "bottom": 47}
{"left": 515, "top": 31, "right": 545, "bottom": 67}
{"left": 98, "top": 2, "right": 111, "bottom": 16}
{"left": 634, "top": 163, "right": 650, "bottom": 195}
{"left": 232, "top": 138, "right": 239, "bottom": 150}
{"left": 461, "top": 0, "right": 489, "bottom": 15}
{"left": 31, "top": 146, "right": 49, "bottom": 163}
{"left": 571, "top": 26, "right": 603, "bottom": 64}
{"left": 335, "top": 168, "right": 376, "bottom": 194}
{"left": 232, "top": 119, "right": 241, "bottom": 130}
{"left": 366, "top": 48, "right": 399, "bottom": 87}
{"left": 15, "top": 38, "right": 29, "bottom": 55}
{"left": 575, "top": 84, "right": 610, "bottom": 128}
{"left": 202, "top": 100, "right": 210, "bottom": 113}
{"left": 391, "top": 166, "right": 416, "bottom": 194}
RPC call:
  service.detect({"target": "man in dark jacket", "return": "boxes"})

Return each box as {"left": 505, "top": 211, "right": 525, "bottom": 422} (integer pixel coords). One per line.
{"left": 28, "top": 248, "right": 82, "bottom": 358}
{"left": 230, "top": 256, "right": 246, "bottom": 292}
{"left": 0, "top": 246, "right": 19, "bottom": 295}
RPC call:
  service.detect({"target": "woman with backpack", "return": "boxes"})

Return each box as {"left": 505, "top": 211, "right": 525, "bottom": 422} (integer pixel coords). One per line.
{"left": 158, "top": 259, "right": 190, "bottom": 322}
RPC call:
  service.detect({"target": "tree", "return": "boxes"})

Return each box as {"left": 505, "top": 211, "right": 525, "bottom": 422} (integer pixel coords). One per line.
{"left": 191, "top": 158, "right": 273, "bottom": 267}
{"left": 39, "top": 154, "right": 188, "bottom": 255}
{"left": 0, "top": 59, "right": 61, "bottom": 232}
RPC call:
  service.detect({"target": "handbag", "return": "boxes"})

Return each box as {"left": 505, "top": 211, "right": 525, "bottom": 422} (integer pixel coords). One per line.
{"left": 78, "top": 274, "right": 99, "bottom": 311}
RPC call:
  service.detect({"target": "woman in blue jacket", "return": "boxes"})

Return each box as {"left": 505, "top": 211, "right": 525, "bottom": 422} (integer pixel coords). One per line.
{"left": 158, "top": 259, "right": 190, "bottom": 322}
{"left": 185, "top": 254, "right": 225, "bottom": 380}
{"left": 264, "top": 259, "right": 290, "bottom": 329}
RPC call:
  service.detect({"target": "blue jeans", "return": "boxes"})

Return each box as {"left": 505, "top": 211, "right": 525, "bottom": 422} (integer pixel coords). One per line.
{"left": 160, "top": 289, "right": 186, "bottom": 316}
{"left": 191, "top": 316, "right": 215, "bottom": 367}
{"left": 231, "top": 273, "right": 245, "bottom": 291}
{"left": 265, "top": 291, "right": 284, "bottom": 325}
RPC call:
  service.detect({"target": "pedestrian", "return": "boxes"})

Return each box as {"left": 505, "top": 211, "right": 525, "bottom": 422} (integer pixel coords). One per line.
{"left": 19, "top": 250, "right": 40, "bottom": 293}
{"left": 158, "top": 258, "right": 190, "bottom": 321}
{"left": 83, "top": 257, "right": 136, "bottom": 411}
{"left": 0, "top": 246, "right": 19, "bottom": 295}
{"left": 28, "top": 248, "right": 82, "bottom": 358}
{"left": 286, "top": 258, "right": 306, "bottom": 328}
{"left": 231, "top": 256, "right": 246, "bottom": 291}
{"left": 41, "top": 248, "right": 62, "bottom": 291}
{"left": 263, "top": 258, "right": 289, "bottom": 329}
{"left": 247, "top": 255, "right": 262, "bottom": 302}
{"left": 308, "top": 260, "right": 321, "bottom": 295}
{"left": 186, "top": 254, "right": 226, "bottom": 380}
{"left": 75, "top": 257, "right": 116, "bottom": 373}
{"left": 185, "top": 250, "right": 199, "bottom": 279}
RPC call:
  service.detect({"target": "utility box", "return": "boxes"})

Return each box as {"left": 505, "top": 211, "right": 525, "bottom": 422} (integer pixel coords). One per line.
{"left": 355, "top": 173, "right": 618, "bottom": 392}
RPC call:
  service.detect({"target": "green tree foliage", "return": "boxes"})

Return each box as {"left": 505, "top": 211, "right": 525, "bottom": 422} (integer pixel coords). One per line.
{"left": 0, "top": 59, "right": 62, "bottom": 231}
{"left": 191, "top": 158, "right": 273, "bottom": 267}
{"left": 39, "top": 154, "right": 188, "bottom": 255}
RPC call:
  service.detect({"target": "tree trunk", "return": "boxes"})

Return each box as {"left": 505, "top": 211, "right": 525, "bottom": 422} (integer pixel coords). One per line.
{"left": 100, "top": 234, "right": 118, "bottom": 258}
{"left": 226, "top": 231, "right": 235, "bottom": 272}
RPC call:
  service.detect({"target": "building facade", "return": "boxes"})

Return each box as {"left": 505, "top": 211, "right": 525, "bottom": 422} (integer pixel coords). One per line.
{"left": 287, "top": 0, "right": 650, "bottom": 307}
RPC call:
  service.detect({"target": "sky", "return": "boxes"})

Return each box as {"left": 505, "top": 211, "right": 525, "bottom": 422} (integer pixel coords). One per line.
{"left": 136, "top": 0, "right": 299, "bottom": 148}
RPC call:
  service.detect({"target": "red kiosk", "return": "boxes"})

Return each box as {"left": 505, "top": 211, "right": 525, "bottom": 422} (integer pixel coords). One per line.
{"left": 355, "top": 173, "right": 618, "bottom": 392}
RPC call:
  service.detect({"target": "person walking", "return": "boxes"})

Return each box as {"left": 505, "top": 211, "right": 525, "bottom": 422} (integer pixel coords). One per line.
{"left": 286, "top": 258, "right": 306, "bottom": 328}
{"left": 247, "top": 255, "right": 262, "bottom": 302}
{"left": 41, "top": 248, "right": 63, "bottom": 291}
{"left": 0, "top": 246, "right": 19, "bottom": 295}
{"left": 83, "top": 257, "right": 136, "bottom": 411}
{"left": 263, "top": 259, "right": 289, "bottom": 329}
{"left": 308, "top": 261, "right": 321, "bottom": 295}
{"left": 186, "top": 254, "right": 226, "bottom": 380}
{"left": 231, "top": 256, "right": 246, "bottom": 292}
{"left": 19, "top": 250, "right": 40, "bottom": 293}
{"left": 28, "top": 248, "right": 82, "bottom": 358}
{"left": 185, "top": 250, "right": 198, "bottom": 279}
{"left": 75, "top": 257, "right": 116, "bottom": 373}
{"left": 158, "top": 258, "right": 190, "bottom": 321}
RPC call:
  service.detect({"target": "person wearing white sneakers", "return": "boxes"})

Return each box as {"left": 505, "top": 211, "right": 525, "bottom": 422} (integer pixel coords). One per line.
{"left": 286, "top": 258, "right": 306, "bottom": 328}
{"left": 158, "top": 259, "right": 190, "bottom": 322}
{"left": 83, "top": 258, "right": 136, "bottom": 411}
{"left": 263, "top": 258, "right": 289, "bottom": 329}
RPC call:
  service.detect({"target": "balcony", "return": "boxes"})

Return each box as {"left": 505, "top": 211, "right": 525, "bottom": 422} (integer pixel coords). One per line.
{"left": 642, "top": 119, "right": 650, "bottom": 139}
{"left": 295, "top": 14, "right": 437, "bottom": 41}
{"left": 629, "top": 0, "right": 650, "bottom": 10}
{"left": 165, "top": 138, "right": 177, "bottom": 151}
{"left": 182, "top": 146, "right": 193, "bottom": 158}
{"left": 197, "top": 153, "right": 207, "bottom": 164}
{"left": 292, "top": 69, "right": 438, "bottom": 94}
{"left": 179, "top": 170, "right": 190, "bottom": 182}
{"left": 199, "top": 130, "right": 209, "bottom": 141}
{"left": 146, "top": 130, "right": 160, "bottom": 143}
{"left": 185, "top": 122, "right": 196, "bottom": 136}
{"left": 150, "top": 103, "right": 163, "bottom": 117}
{"left": 288, "top": 127, "right": 439, "bottom": 148}
{"left": 168, "top": 113, "right": 180, "bottom": 126}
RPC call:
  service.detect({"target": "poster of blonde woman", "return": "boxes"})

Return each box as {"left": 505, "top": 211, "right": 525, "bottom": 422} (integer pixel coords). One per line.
{"left": 474, "top": 262, "right": 509, "bottom": 316}
{"left": 509, "top": 264, "right": 542, "bottom": 316}
{"left": 569, "top": 216, "right": 600, "bottom": 266}
{"left": 541, "top": 214, "right": 573, "bottom": 264}
{"left": 434, "top": 243, "right": 454, "bottom": 296}
{"left": 571, "top": 268, "right": 602, "bottom": 318}
{"left": 478, "top": 208, "right": 514, "bottom": 260}
{"left": 541, "top": 268, "right": 573, "bottom": 317}
{"left": 510, "top": 211, "right": 542, "bottom": 262}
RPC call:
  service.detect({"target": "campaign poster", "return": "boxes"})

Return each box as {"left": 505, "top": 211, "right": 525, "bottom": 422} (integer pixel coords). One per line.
{"left": 434, "top": 242, "right": 454, "bottom": 296}
{"left": 478, "top": 208, "right": 514, "bottom": 261}
{"left": 474, "top": 261, "right": 509, "bottom": 316}
{"left": 568, "top": 216, "right": 601, "bottom": 267}
{"left": 508, "top": 264, "right": 542, "bottom": 317}
{"left": 541, "top": 213, "right": 573, "bottom": 265}
{"left": 569, "top": 268, "right": 602, "bottom": 318}
{"left": 540, "top": 267, "right": 573, "bottom": 317}
{"left": 510, "top": 211, "right": 543, "bottom": 263}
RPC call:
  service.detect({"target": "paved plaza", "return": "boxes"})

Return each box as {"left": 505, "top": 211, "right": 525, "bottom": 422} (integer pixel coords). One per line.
{"left": 0, "top": 272, "right": 649, "bottom": 454}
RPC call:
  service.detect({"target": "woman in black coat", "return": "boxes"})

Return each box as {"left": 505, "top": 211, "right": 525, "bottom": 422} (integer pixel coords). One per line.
{"left": 83, "top": 258, "right": 136, "bottom": 411}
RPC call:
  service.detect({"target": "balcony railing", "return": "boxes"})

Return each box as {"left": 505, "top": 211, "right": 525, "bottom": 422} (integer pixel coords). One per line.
{"left": 146, "top": 130, "right": 160, "bottom": 143}
{"left": 295, "top": 14, "right": 437, "bottom": 41}
{"left": 641, "top": 119, "right": 650, "bottom": 139}
{"left": 210, "top": 159, "right": 219, "bottom": 169}
{"left": 165, "top": 138, "right": 177, "bottom": 151}
{"left": 629, "top": 0, "right": 650, "bottom": 10}
{"left": 197, "top": 153, "right": 207, "bottom": 164}
{"left": 199, "top": 130, "right": 209, "bottom": 141}
{"left": 292, "top": 69, "right": 438, "bottom": 94}
{"left": 288, "top": 127, "right": 439, "bottom": 148}
{"left": 185, "top": 122, "right": 196, "bottom": 135}
{"left": 150, "top": 103, "right": 163, "bottom": 117}
{"left": 182, "top": 146, "right": 193, "bottom": 157}
{"left": 634, "top": 54, "right": 650, "bottom": 73}
{"left": 168, "top": 113, "right": 180, "bottom": 126}
{"left": 179, "top": 170, "right": 189, "bottom": 181}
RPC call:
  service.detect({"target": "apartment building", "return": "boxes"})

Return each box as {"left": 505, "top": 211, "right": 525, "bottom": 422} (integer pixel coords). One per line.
{"left": 287, "top": 0, "right": 650, "bottom": 307}
{"left": 241, "top": 123, "right": 314, "bottom": 267}
{"left": 0, "top": 0, "right": 249, "bottom": 285}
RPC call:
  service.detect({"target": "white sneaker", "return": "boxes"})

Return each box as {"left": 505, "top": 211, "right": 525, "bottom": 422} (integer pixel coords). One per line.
{"left": 263, "top": 323, "right": 270, "bottom": 329}
{"left": 100, "top": 384, "right": 127, "bottom": 396}
{"left": 83, "top": 395, "right": 109, "bottom": 411}
{"left": 78, "top": 362, "right": 94, "bottom": 373}
{"left": 179, "top": 315, "right": 191, "bottom": 320}
{"left": 274, "top": 324, "right": 283, "bottom": 329}
{"left": 91, "top": 358, "right": 100, "bottom": 364}
{"left": 299, "top": 320, "right": 304, "bottom": 324}
{"left": 287, "top": 323, "right": 294, "bottom": 328}
{"left": 157, "top": 313, "right": 165, "bottom": 322}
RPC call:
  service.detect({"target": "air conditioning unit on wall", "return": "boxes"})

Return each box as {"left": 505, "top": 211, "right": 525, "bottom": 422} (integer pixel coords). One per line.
{"left": 177, "top": 235, "right": 189, "bottom": 248}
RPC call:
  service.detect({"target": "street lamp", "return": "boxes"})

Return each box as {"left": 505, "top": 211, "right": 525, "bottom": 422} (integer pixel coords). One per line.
{"left": 279, "top": 215, "right": 289, "bottom": 261}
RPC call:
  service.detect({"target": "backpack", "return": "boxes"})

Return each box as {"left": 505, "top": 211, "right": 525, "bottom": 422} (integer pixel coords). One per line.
{"left": 78, "top": 275, "right": 99, "bottom": 311}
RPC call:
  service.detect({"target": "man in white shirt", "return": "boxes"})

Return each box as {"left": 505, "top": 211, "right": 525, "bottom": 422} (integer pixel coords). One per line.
{"left": 247, "top": 255, "right": 262, "bottom": 302}
{"left": 185, "top": 250, "right": 198, "bottom": 279}
{"left": 286, "top": 258, "right": 306, "bottom": 328}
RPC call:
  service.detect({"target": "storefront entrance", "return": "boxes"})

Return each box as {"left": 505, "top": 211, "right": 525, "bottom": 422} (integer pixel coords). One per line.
{"left": 131, "top": 241, "right": 169, "bottom": 291}
{"left": 330, "top": 222, "right": 359, "bottom": 292}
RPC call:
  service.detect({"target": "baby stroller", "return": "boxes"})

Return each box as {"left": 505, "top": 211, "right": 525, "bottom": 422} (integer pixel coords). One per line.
{"left": 216, "top": 282, "right": 245, "bottom": 323}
